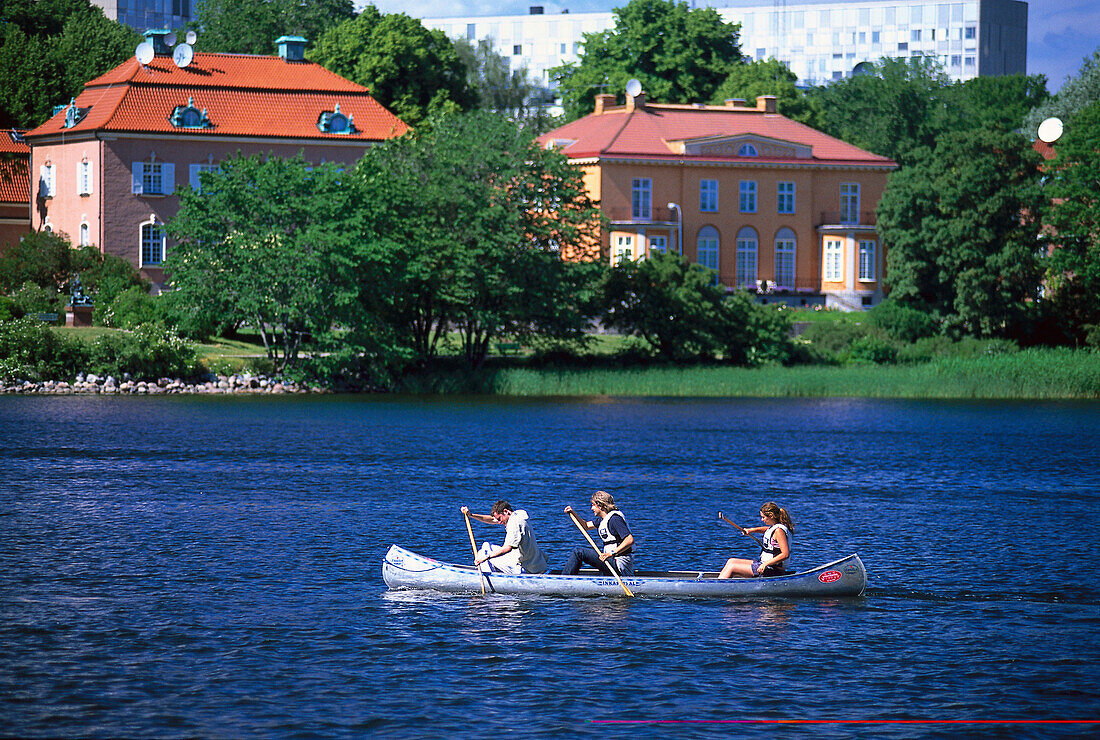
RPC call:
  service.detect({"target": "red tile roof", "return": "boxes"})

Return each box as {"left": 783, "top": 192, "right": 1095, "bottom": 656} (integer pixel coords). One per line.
{"left": 539, "top": 101, "right": 895, "bottom": 168}
{"left": 26, "top": 53, "right": 408, "bottom": 142}
{"left": 0, "top": 131, "right": 29, "bottom": 203}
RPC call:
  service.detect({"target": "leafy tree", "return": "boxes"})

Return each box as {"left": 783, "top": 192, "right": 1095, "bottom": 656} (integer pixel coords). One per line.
{"left": 808, "top": 57, "right": 950, "bottom": 166}
{"left": 0, "top": 0, "right": 138, "bottom": 128}
{"left": 355, "top": 111, "right": 604, "bottom": 369}
{"left": 0, "top": 231, "right": 75, "bottom": 294}
{"left": 166, "top": 154, "right": 363, "bottom": 370}
{"left": 191, "top": 0, "right": 352, "bottom": 56}
{"left": 710, "top": 58, "right": 821, "bottom": 126}
{"left": 454, "top": 37, "right": 534, "bottom": 113}
{"left": 308, "top": 5, "right": 474, "bottom": 126}
{"left": 453, "top": 37, "right": 557, "bottom": 131}
{"left": 1041, "top": 100, "right": 1100, "bottom": 346}
{"left": 552, "top": 0, "right": 743, "bottom": 121}
{"left": 1023, "top": 47, "right": 1100, "bottom": 136}
{"left": 810, "top": 58, "right": 1048, "bottom": 166}
{"left": 877, "top": 126, "right": 1046, "bottom": 339}
{"left": 938, "top": 73, "right": 1048, "bottom": 135}
{"left": 601, "top": 250, "right": 791, "bottom": 364}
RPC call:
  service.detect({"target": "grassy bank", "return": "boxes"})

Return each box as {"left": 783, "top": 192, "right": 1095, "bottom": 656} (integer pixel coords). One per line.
{"left": 477, "top": 349, "right": 1100, "bottom": 399}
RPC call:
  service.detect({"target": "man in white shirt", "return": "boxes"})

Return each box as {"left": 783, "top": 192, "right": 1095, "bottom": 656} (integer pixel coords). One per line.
{"left": 461, "top": 500, "right": 548, "bottom": 574}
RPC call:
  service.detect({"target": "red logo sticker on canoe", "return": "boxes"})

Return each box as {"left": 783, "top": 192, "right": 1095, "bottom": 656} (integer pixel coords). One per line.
{"left": 819, "top": 570, "right": 842, "bottom": 583}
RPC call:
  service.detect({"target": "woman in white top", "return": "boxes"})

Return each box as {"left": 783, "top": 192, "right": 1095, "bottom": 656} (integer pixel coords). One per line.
{"left": 718, "top": 502, "right": 793, "bottom": 578}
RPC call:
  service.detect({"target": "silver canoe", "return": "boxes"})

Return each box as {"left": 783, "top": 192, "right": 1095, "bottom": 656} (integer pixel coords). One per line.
{"left": 382, "top": 544, "right": 867, "bottom": 598}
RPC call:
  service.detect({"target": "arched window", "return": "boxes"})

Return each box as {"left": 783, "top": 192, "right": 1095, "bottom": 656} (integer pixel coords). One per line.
{"left": 696, "top": 226, "right": 719, "bottom": 282}
{"left": 79, "top": 222, "right": 90, "bottom": 247}
{"left": 140, "top": 218, "right": 166, "bottom": 266}
{"left": 736, "top": 227, "right": 758, "bottom": 288}
{"left": 774, "top": 227, "right": 796, "bottom": 289}
{"left": 738, "top": 143, "right": 758, "bottom": 157}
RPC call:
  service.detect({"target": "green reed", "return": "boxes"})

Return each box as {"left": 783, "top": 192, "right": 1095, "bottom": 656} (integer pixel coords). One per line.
{"left": 486, "top": 349, "right": 1100, "bottom": 399}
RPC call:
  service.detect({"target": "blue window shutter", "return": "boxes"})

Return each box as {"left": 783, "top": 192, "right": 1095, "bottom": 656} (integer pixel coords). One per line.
{"left": 131, "top": 162, "right": 143, "bottom": 194}
{"left": 162, "top": 163, "right": 175, "bottom": 195}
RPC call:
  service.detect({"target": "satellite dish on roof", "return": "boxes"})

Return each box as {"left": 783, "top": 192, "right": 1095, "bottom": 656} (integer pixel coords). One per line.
{"left": 1037, "top": 117, "right": 1064, "bottom": 144}
{"left": 135, "top": 41, "right": 155, "bottom": 65}
{"left": 626, "top": 78, "right": 643, "bottom": 97}
{"left": 173, "top": 43, "right": 194, "bottom": 68}
{"left": 186, "top": 30, "right": 197, "bottom": 45}
{"left": 164, "top": 31, "right": 177, "bottom": 46}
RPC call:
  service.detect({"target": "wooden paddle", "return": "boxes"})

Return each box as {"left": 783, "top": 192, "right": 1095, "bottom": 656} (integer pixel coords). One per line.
{"left": 718, "top": 511, "right": 766, "bottom": 549}
{"left": 567, "top": 510, "right": 634, "bottom": 597}
{"left": 463, "top": 511, "right": 486, "bottom": 595}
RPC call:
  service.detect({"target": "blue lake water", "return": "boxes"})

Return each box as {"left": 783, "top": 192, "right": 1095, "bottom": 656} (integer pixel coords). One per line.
{"left": 2, "top": 395, "right": 1099, "bottom": 738}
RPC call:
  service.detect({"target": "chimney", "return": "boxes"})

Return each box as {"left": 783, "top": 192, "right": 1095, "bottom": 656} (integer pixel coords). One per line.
{"left": 143, "top": 29, "right": 172, "bottom": 56}
{"left": 277, "top": 35, "right": 307, "bottom": 62}
{"left": 725, "top": 98, "right": 747, "bottom": 108}
{"left": 756, "top": 95, "right": 778, "bottom": 114}
{"left": 626, "top": 91, "right": 646, "bottom": 112}
{"left": 594, "top": 94, "right": 616, "bottom": 115}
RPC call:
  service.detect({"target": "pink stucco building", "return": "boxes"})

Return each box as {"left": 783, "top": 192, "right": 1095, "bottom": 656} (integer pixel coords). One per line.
{"left": 24, "top": 33, "right": 407, "bottom": 291}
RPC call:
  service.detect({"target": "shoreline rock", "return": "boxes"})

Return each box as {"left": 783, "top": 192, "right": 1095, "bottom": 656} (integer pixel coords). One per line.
{"left": 0, "top": 373, "right": 334, "bottom": 395}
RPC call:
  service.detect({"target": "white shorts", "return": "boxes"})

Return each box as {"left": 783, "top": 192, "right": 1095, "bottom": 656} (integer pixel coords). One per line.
{"left": 478, "top": 542, "right": 522, "bottom": 574}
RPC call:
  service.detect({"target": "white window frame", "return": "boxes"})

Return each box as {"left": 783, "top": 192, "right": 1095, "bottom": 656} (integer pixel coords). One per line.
{"left": 774, "top": 229, "right": 796, "bottom": 289}
{"left": 77, "top": 160, "right": 93, "bottom": 196}
{"left": 840, "top": 182, "right": 860, "bottom": 224}
{"left": 699, "top": 179, "right": 718, "bottom": 212}
{"left": 132, "top": 160, "right": 175, "bottom": 196}
{"left": 140, "top": 219, "right": 166, "bottom": 266}
{"left": 79, "top": 221, "right": 90, "bottom": 247}
{"left": 39, "top": 163, "right": 56, "bottom": 198}
{"left": 824, "top": 238, "right": 843, "bottom": 281}
{"left": 739, "top": 180, "right": 757, "bottom": 213}
{"left": 777, "top": 181, "right": 795, "bottom": 214}
{"left": 858, "top": 239, "right": 876, "bottom": 281}
{"left": 696, "top": 227, "right": 719, "bottom": 282}
{"left": 631, "top": 178, "right": 651, "bottom": 219}
{"left": 614, "top": 234, "right": 634, "bottom": 265}
{"left": 736, "top": 228, "right": 758, "bottom": 289}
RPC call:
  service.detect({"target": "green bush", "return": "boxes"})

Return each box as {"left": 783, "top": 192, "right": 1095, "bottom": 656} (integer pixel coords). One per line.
{"left": 85, "top": 325, "right": 200, "bottom": 380}
{"left": 0, "top": 296, "right": 14, "bottom": 321}
{"left": 11, "top": 281, "right": 64, "bottom": 318}
{"left": 154, "top": 289, "right": 224, "bottom": 341}
{"left": 868, "top": 299, "right": 938, "bottom": 342}
{"left": 84, "top": 253, "right": 150, "bottom": 320}
{"left": 799, "top": 321, "right": 872, "bottom": 362}
{"left": 98, "top": 285, "right": 158, "bottom": 328}
{"left": 849, "top": 334, "right": 900, "bottom": 364}
{"left": 897, "top": 335, "right": 1019, "bottom": 363}
{"left": 0, "top": 318, "right": 88, "bottom": 381}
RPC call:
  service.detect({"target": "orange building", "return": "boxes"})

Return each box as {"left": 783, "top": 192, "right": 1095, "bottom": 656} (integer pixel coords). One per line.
{"left": 24, "top": 32, "right": 407, "bottom": 292}
{"left": 538, "top": 91, "right": 897, "bottom": 310}
{"left": 0, "top": 131, "right": 31, "bottom": 254}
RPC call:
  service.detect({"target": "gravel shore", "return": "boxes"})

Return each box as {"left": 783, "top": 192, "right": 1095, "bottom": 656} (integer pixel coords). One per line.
{"left": 0, "top": 373, "right": 329, "bottom": 395}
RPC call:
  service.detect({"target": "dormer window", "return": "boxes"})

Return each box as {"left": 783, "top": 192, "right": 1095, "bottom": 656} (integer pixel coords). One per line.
{"left": 738, "top": 143, "right": 759, "bottom": 157}
{"left": 170, "top": 97, "right": 212, "bottom": 129}
{"left": 318, "top": 104, "right": 356, "bottom": 134}
{"left": 63, "top": 99, "right": 89, "bottom": 128}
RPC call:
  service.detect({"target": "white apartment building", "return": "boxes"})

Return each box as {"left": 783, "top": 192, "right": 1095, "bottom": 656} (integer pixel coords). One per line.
{"left": 424, "top": 0, "right": 1027, "bottom": 94}
{"left": 92, "top": 1, "right": 193, "bottom": 32}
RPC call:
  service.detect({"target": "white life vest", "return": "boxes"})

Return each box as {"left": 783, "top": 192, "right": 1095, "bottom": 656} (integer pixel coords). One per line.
{"left": 598, "top": 510, "right": 631, "bottom": 554}
{"left": 760, "top": 523, "right": 791, "bottom": 569}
